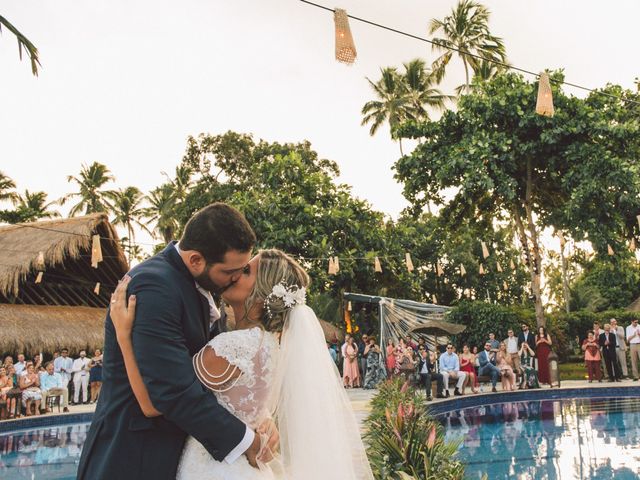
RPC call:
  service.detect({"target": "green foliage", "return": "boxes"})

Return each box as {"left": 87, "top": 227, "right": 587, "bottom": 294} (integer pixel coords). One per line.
{"left": 365, "top": 379, "right": 465, "bottom": 480}
{"left": 447, "top": 300, "right": 533, "bottom": 348}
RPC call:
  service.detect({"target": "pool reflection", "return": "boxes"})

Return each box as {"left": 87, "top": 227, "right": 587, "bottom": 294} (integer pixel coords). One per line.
{"left": 0, "top": 422, "right": 89, "bottom": 480}
{"left": 440, "top": 398, "right": 640, "bottom": 479}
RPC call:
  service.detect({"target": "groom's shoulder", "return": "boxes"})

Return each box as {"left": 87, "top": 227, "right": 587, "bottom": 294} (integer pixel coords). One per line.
{"left": 128, "top": 250, "right": 189, "bottom": 291}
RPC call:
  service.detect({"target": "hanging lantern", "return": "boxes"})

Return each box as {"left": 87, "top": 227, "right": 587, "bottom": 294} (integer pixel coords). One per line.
{"left": 510, "top": 259, "right": 516, "bottom": 270}
{"left": 334, "top": 8, "right": 357, "bottom": 64}
{"left": 36, "top": 251, "right": 45, "bottom": 270}
{"left": 436, "top": 262, "right": 444, "bottom": 277}
{"left": 374, "top": 256, "right": 382, "bottom": 273}
{"left": 347, "top": 301, "right": 352, "bottom": 311}
{"left": 328, "top": 257, "right": 337, "bottom": 275}
{"left": 481, "top": 241, "right": 490, "bottom": 259}
{"left": 94, "top": 282, "right": 100, "bottom": 295}
{"left": 503, "top": 280, "right": 509, "bottom": 291}
{"left": 637, "top": 214, "right": 640, "bottom": 230}
{"left": 535, "top": 71, "right": 554, "bottom": 117}
{"left": 630, "top": 238, "right": 637, "bottom": 252}
{"left": 496, "top": 262, "right": 503, "bottom": 273}
{"left": 607, "top": 244, "right": 615, "bottom": 256}
{"left": 405, "top": 252, "right": 414, "bottom": 272}
{"left": 432, "top": 294, "right": 438, "bottom": 304}
{"left": 333, "top": 256, "right": 340, "bottom": 273}
{"left": 460, "top": 264, "right": 466, "bottom": 276}
{"left": 479, "top": 264, "right": 485, "bottom": 275}
{"left": 35, "top": 272, "right": 43, "bottom": 284}
{"left": 559, "top": 234, "right": 566, "bottom": 249}
{"left": 91, "top": 234, "right": 103, "bottom": 268}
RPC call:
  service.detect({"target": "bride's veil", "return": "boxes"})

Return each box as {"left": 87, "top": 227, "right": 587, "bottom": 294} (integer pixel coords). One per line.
{"left": 268, "top": 304, "right": 374, "bottom": 480}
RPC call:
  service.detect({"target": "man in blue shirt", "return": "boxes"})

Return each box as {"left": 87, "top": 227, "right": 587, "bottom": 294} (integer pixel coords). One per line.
{"left": 478, "top": 342, "right": 501, "bottom": 392}
{"left": 40, "top": 362, "right": 69, "bottom": 412}
{"left": 439, "top": 344, "right": 467, "bottom": 397}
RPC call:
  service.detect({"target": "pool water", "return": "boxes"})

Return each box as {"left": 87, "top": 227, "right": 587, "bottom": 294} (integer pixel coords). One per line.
{"left": 440, "top": 397, "right": 640, "bottom": 479}
{"left": 0, "top": 422, "right": 89, "bottom": 479}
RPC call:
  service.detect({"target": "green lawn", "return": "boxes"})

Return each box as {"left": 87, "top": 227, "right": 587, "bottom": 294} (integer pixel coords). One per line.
{"left": 559, "top": 362, "right": 589, "bottom": 381}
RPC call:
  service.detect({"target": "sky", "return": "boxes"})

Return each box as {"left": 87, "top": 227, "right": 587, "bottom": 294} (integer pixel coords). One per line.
{"left": 2, "top": 0, "right": 640, "bottom": 233}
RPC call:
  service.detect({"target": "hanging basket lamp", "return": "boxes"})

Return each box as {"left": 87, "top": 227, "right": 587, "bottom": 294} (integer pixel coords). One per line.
{"left": 334, "top": 8, "right": 357, "bottom": 64}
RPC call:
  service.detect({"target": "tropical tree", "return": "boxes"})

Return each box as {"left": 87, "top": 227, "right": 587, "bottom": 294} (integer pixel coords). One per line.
{"left": 0, "top": 171, "right": 18, "bottom": 203}
{"left": 11, "top": 190, "right": 60, "bottom": 222}
{"left": 61, "top": 162, "right": 116, "bottom": 216}
{"left": 145, "top": 183, "right": 179, "bottom": 244}
{"left": 395, "top": 72, "right": 640, "bottom": 327}
{"left": 402, "top": 59, "right": 450, "bottom": 121}
{"left": 0, "top": 15, "right": 41, "bottom": 75}
{"left": 428, "top": 0, "right": 507, "bottom": 93}
{"left": 111, "top": 186, "right": 149, "bottom": 261}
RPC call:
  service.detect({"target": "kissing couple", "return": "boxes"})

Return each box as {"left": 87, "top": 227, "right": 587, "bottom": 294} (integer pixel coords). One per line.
{"left": 77, "top": 203, "right": 373, "bottom": 479}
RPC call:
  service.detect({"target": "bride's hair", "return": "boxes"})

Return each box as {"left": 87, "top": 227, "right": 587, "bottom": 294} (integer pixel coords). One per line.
{"left": 243, "top": 249, "right": 309, "bottom": 332}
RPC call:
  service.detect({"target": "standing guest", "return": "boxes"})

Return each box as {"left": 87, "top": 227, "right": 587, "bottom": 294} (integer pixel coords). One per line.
{"left": 535, "top": 327, "right": 553, "bottom": 386}
{"left": 582, "top": 331, "right": 602, "bottom": 383}
{"left": 357, "top": 334, "right": 369, "bottom": 381}
{"left": 487, "top": 333, "right": 500, "bottom": 353}
{"left": 610, "top": 319, "right": 628, "bottom": 379}
{"left": 341, "top": 334, "right": 351, "bottom": 371}
{"left": 362, "top": 337, "right": 387, "bottom": 389}
{"left": 14, "top": 354, "right": 26, "bottom": 376}
{"left": 396, "top": 347, "right": 416, "bottom": 378}
{"left": 418, "top": 347, "right": 444, "bottom": 400}
{"left": 478, "top": 342, "right": 501, "bottom": 393}
{"left": 3, "top": 355, "right": 14, "bottom": 368}
{"left": 599, "top": 324, "right": 622, "bottom": 382}
{"left": 33, "top": 353, "right": 43, "bottom": 371}
{"left": 89, "top": 349, "right": 103, "bottom": 404}
{"left": 72, "top": 350, "right": 92, "bottom": 404}
{"left": 627, "top": 318, "right": 640, "bottom": 381}
{"left": 328, "top": 343, "right": 338, "bottom": 365}
{"left": 417, "top": 338, "right": 427, "bottom": 352}
{"left": 459, "top": 345, "right": 479, "bottom": 394}
{"left": 386, "top": 339, "right": 397, "bottom": 378}
{"left": 496, "top": 342, "right": 517, "bottom": 391}
{"left": 342, "top": 336, "right": 360, "bottom": 388}
{"left": 439, "top": 344, "right": 466, "bottom": 397}
{"left": 593, "top": 321, "right": 602, "bottom": 339}
{"left": 518, "top": 342, "right": 540, "bottom": 389}
{"left": 40, "top": 362, "right": 70, "bottom": 413}
{"left": 19, "top": 364, "right": 42, "bottom": 415}
{"left": 53, "top": 351, "right": 60, "bottom": 360}
{"left": 54, "top": 348, "right": 73, "bottom": 388}
{"left": 504, "top": 329, "right": 521, "bottom": 372}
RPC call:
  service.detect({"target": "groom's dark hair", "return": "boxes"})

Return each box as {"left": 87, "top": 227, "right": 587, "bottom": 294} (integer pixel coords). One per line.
{"left": 180, "top": 203, "right": 256, "bottom": 264}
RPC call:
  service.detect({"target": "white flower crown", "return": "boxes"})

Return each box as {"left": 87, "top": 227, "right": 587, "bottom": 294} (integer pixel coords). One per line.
{"left": 265, "top": 281, "right": 306, "bottom": 318}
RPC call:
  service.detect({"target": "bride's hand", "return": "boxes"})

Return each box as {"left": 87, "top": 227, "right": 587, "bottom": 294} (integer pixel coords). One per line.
{"left": 110, "top": 275, "right": 136, "bottom": 340}
{"left": 256, "top": 417, "right": 280, "bottom": 463}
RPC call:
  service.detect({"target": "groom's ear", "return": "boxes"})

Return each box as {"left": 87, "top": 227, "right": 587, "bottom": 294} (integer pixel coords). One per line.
{"left": 186, "top": 251, "right": 207, "bottom": 272}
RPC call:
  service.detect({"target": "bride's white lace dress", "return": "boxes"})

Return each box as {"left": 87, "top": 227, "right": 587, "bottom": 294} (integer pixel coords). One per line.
{"left": 176, "top": 327, "right": 279, "bottom": 480}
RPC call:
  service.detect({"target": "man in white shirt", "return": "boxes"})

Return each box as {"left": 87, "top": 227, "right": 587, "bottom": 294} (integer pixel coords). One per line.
{"left": 504, "top": 329, "right": 521, "bottom": 371}
{"left": 14, "top": 354, "right": 26, "bottom": 376}
{"left": 40, "top": 362, "right": 70, "bottom": 412}
{"left": 54, "top": 348, "right": 74, "bottom": 387}
{"left": 610, "top": 318, "right": 628, "bottom": 378}
{"left": 72, "top": 351, "right": 92, "bottom": 405}
{"left": 626, "top": 318, "right": 640, "bottom": 381}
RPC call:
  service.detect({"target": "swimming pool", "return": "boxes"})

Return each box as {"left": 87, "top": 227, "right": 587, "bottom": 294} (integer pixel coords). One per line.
{"left": 440, "top": 397, "right": 640, "bottom": 479}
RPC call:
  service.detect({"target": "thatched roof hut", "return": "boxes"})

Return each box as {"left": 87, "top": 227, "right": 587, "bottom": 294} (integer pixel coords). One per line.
{"left": 0, "top": 213, "right": 128, "bottom": 307}
{"left": 0, "top": 304, "right": 105, "bottom": 355}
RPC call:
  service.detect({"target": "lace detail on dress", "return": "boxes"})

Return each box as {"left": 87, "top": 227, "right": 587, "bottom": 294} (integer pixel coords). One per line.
{"left": 203, "top": 327, "right": 278, "bottom": 428}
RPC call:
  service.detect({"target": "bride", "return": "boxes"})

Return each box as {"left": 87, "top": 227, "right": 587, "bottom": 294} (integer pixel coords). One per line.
{"left": 110, "top": 248, "right": 373, "bottom": 480}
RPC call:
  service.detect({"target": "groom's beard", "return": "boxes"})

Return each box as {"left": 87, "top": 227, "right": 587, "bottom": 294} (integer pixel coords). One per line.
{"left": 195, "top": 266, "right": 235, "bottom": 295}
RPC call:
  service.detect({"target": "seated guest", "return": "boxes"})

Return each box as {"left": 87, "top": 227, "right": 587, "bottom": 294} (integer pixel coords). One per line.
{"left": 418, "top": 346, "right": 444, "bottom": 400}
{"left": 19, "top": 364, "right": 42, "bottom": 415}
{"left": 518, "top": 342, "right": 540, "bottom": 389}
{"left": 439, "top": 344, "right": 467, "bottom": 397}
{"left": 496, "top": 342, "right": 517, "bottom": 391}
{"left": 0, "top": 366, "right": 13, "bottom": 418}
{"left": 478, "top": 342, "right": 501, "bottom": 393}
{"left": 4, "top": 365, "right": 21, "bottom": 418}
{"left": 459, "top": 344, "right": 479, "bottom": 394}
{"left": 582, "top": 331, "right": 602, "bottom": 383}
{"left": 3, "top": 355, "right": 14, "bottom": 368}
{"left": 362, "top": 337, "right": 387, "bottom": 389}
{"left": 39, "top": 362, "right": 70, "bottom": 413}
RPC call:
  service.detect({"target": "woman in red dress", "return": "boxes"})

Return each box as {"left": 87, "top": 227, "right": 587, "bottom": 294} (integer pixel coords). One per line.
{"left": 385, "top": 339, "right": 396, "bottom": 378}
{"left": 535, "top": 326, "right": 553, "bottom": 385}
{"left": 459, "top": 344, "right": 479, "bottom": 394}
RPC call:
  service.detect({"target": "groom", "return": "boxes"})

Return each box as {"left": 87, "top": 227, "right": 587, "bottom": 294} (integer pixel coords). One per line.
{"left": 78, "top": 203, "right": 265, "bottom": 479}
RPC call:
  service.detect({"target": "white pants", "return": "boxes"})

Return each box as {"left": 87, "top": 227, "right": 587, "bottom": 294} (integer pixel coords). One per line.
{"left": 73, "top": 373, "right": 89, "bottom": 403}
{"left": 615, "top": 348, "right": 628, "bottom": 376}
{"left": 441, "top": 371, "right": 466, "bottom": 393}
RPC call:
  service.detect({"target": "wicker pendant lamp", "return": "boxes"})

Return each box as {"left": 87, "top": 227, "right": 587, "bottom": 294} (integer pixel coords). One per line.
{"left": 334, "top": 8, "right": 357, "bottom": 64}
{"left": 536, "top": 72, "right": 554, "bottom": 117}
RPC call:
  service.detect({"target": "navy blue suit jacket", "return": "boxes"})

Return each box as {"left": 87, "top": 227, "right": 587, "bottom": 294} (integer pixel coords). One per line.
{"left": 77, "top": 243, "right": 245, "bottom": 479}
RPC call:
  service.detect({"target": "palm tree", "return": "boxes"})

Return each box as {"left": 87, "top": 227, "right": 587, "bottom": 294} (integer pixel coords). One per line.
{"left": 111, "top": 186, "right": 150, "bottom": 262}
{"left": 145, "top": 184, "right": 178, "bottom": 244}
{"left": 62, "top": 162, "right": 116, "bottom": 216}
{"left": 0, "top": 15, "right": 41, "bottom": 76}
{"left": 428, "top": 0, "right": 508, "bottom": 93}
{"left": 454, "top": 58, "right": 503, "bottom": 96}
{"left": 361, "top": 67, "right": 413, "bottom": 155}
{"left": 12, "top": 190, "right": 60, "bottom": 222}
{"left": 0, "top": 171, "right": 18, "bottom": 203}
{"left": 402, "top": 59, "right": 451, "bottom": 119}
